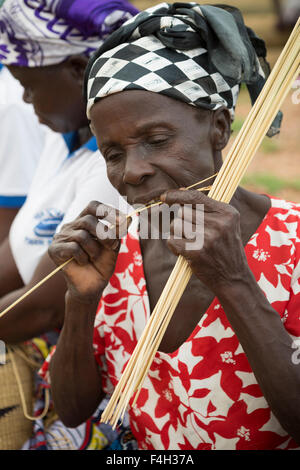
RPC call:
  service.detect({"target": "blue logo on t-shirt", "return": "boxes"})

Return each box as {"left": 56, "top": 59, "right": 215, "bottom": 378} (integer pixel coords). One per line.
{"left": 33, "top": 209, "right": 64, "bottom": 239}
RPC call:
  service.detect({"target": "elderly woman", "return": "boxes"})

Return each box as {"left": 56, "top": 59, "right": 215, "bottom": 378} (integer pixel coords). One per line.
{"left": 47, "top": 3, "right": 300, "bottom": 450}
{"left": 0, "top": 0, "right": 138, "bottom": 450}
{"left": 0, "top": 64, "right": 45, "bottom": 244}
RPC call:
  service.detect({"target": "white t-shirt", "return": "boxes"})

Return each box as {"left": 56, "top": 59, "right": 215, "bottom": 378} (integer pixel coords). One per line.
{"left": 9, "top": 130, "right": 129, "bottom": 284}
{"left": 0, "top": 65, "right": 46, "bottom": 207}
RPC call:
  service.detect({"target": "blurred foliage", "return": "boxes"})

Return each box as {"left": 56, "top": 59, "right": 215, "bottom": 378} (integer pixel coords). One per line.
{"left": 231, "top": 118, "right": 280, "bottom": 154}
{"left": 242, "top": 173, "right": 300, "bottom": 194}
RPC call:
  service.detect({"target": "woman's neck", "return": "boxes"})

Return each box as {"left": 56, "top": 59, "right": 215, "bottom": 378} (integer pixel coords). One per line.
{"left": 230, "top": 187, "right": 271, "bottom": 246}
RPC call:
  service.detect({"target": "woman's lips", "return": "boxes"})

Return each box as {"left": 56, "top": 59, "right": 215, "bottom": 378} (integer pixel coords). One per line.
{"left": 131, "top": 193, "right": 166, "bottom": 206}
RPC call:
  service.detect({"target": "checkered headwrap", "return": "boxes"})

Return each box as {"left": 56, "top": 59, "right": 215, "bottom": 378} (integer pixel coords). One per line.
{"left": 85, "top": 2, "right": 282, "bottom": 136}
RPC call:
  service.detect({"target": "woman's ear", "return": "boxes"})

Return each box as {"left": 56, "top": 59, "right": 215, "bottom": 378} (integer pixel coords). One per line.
{"left": 211, "top": 107, "right": 231, "bottom": 151}
{"left": 64, "top": 55, "right": 89, "bottom": 87}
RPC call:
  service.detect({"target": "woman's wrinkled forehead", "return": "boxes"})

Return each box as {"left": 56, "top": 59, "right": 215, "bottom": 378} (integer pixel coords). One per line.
{"left": 89, "top": 90, "right": 213, "bottom": 143}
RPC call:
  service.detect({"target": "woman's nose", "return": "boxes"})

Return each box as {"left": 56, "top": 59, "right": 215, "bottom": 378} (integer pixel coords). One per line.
{"left": 123, "top": 149, "right": 155, "bottom": 185}
{"left": 23, "top": 88, "right": 33, "bottom": 104}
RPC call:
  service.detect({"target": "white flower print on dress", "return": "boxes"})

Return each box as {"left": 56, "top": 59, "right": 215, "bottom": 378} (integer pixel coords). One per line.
{"left": 282, "top": 310, "right": 288, "bottom": 323}
{"left": 133, "top": 251, "right": 143, "bottom": 266}
{"left": 220, "top": 351, "right": 236, "bottom": 364}
{"left": 253, "top": 249, "right": 271, "bottom": 262}
{"left": 237, "top": 426, "right": 251, "bottom": 441}
{"left": 162, "top": 389, "right": 173, "bottom": 402}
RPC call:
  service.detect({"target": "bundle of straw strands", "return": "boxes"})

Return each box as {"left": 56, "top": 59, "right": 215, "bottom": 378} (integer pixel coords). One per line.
{"left": 101, "top": 18, "right": 300, "bottom": 428}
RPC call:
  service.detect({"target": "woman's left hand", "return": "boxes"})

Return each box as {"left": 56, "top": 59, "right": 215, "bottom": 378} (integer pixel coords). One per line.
{"left": 161, "top": 189, "right": 251, "bottom": 291}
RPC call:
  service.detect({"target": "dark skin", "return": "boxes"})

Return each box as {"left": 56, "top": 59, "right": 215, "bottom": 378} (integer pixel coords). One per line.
{"left": 8, "top": 56, "right": 90, "bottom": 137}
{"left": 0, "top": 56, "right": 92, "bottom": 343}
{"left": 49, "top": 91, "right": 300, "bottom": 442}
{"left": 0, "top": 208, "right": 19, "bottom": 245}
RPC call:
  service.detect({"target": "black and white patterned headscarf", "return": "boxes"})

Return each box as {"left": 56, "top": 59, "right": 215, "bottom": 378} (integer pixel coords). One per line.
{"left": 85, "top": 2, "right": 282, "bottom": 136}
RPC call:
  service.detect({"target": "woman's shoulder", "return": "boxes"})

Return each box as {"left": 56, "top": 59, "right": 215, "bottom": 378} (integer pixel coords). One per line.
{"left": 267, "top": 196, "right": 300, "bottom": 225}
{"left": 259, "top": 196, "right": 300, "bottom": 254}
{"left": 269, "top": 196, "right": 300, "bottom": 212}
{"left": 246, "top": 194, "right": 300, "bottom": 258}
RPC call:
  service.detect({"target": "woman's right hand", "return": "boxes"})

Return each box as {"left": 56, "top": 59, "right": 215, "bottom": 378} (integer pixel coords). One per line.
{"left": 48, "top": 201, "right": 129, "bottom": 302}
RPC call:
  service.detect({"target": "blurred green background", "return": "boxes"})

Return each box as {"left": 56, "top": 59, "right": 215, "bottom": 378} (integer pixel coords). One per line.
{"left": 131, "top": 0, "right": 300, "bottom": 202}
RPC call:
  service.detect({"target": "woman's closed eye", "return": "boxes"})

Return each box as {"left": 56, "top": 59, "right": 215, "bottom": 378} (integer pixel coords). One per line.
{"left": 105, "top": 148, "right": 124, "bottom": 163}
{"left": 146, "top": 134, "right": 172, "bottom": 147}
{"left": 106, "top": 151, "right": 123, "bottom": 162}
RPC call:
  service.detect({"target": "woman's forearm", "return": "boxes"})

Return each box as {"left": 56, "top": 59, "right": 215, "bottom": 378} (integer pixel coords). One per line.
{"left": 0, "top": 238, "right": 24, "bottom": 297}
{"left": 0, "top": 286, "right": 61, "bottom": 343}
{"left": 215, "top": 269, "right": 300, "bottom": 443}
{"left": 0, "top": 256, "right": 67, "bottom": 343}
{"left": 0, "top": 208, "right": 19, "bottom": 245}
{"left": 50, "top": 292, "right": 104, "bottom": 428}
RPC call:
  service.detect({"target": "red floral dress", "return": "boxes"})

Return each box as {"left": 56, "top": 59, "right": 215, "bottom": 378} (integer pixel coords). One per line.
{"left": 92, "top": 197, "right": 300, "bottom": 450}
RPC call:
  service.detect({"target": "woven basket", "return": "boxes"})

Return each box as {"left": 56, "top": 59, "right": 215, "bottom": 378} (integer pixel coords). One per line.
{"left": 0, "top": 345, "right": 34, "bottom": 450}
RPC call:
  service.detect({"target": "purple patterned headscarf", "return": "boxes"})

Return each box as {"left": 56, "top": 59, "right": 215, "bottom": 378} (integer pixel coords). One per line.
{"left": 0, "top": 0, "right": 139, "bottom": 67}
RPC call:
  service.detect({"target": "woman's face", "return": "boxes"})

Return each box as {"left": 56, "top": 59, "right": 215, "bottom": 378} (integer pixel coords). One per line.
{"left": 90, "top": 90, "right": 229, "bottom": 206}
{"left": 8, "top": 59, "right": 88, "bottom": 133}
